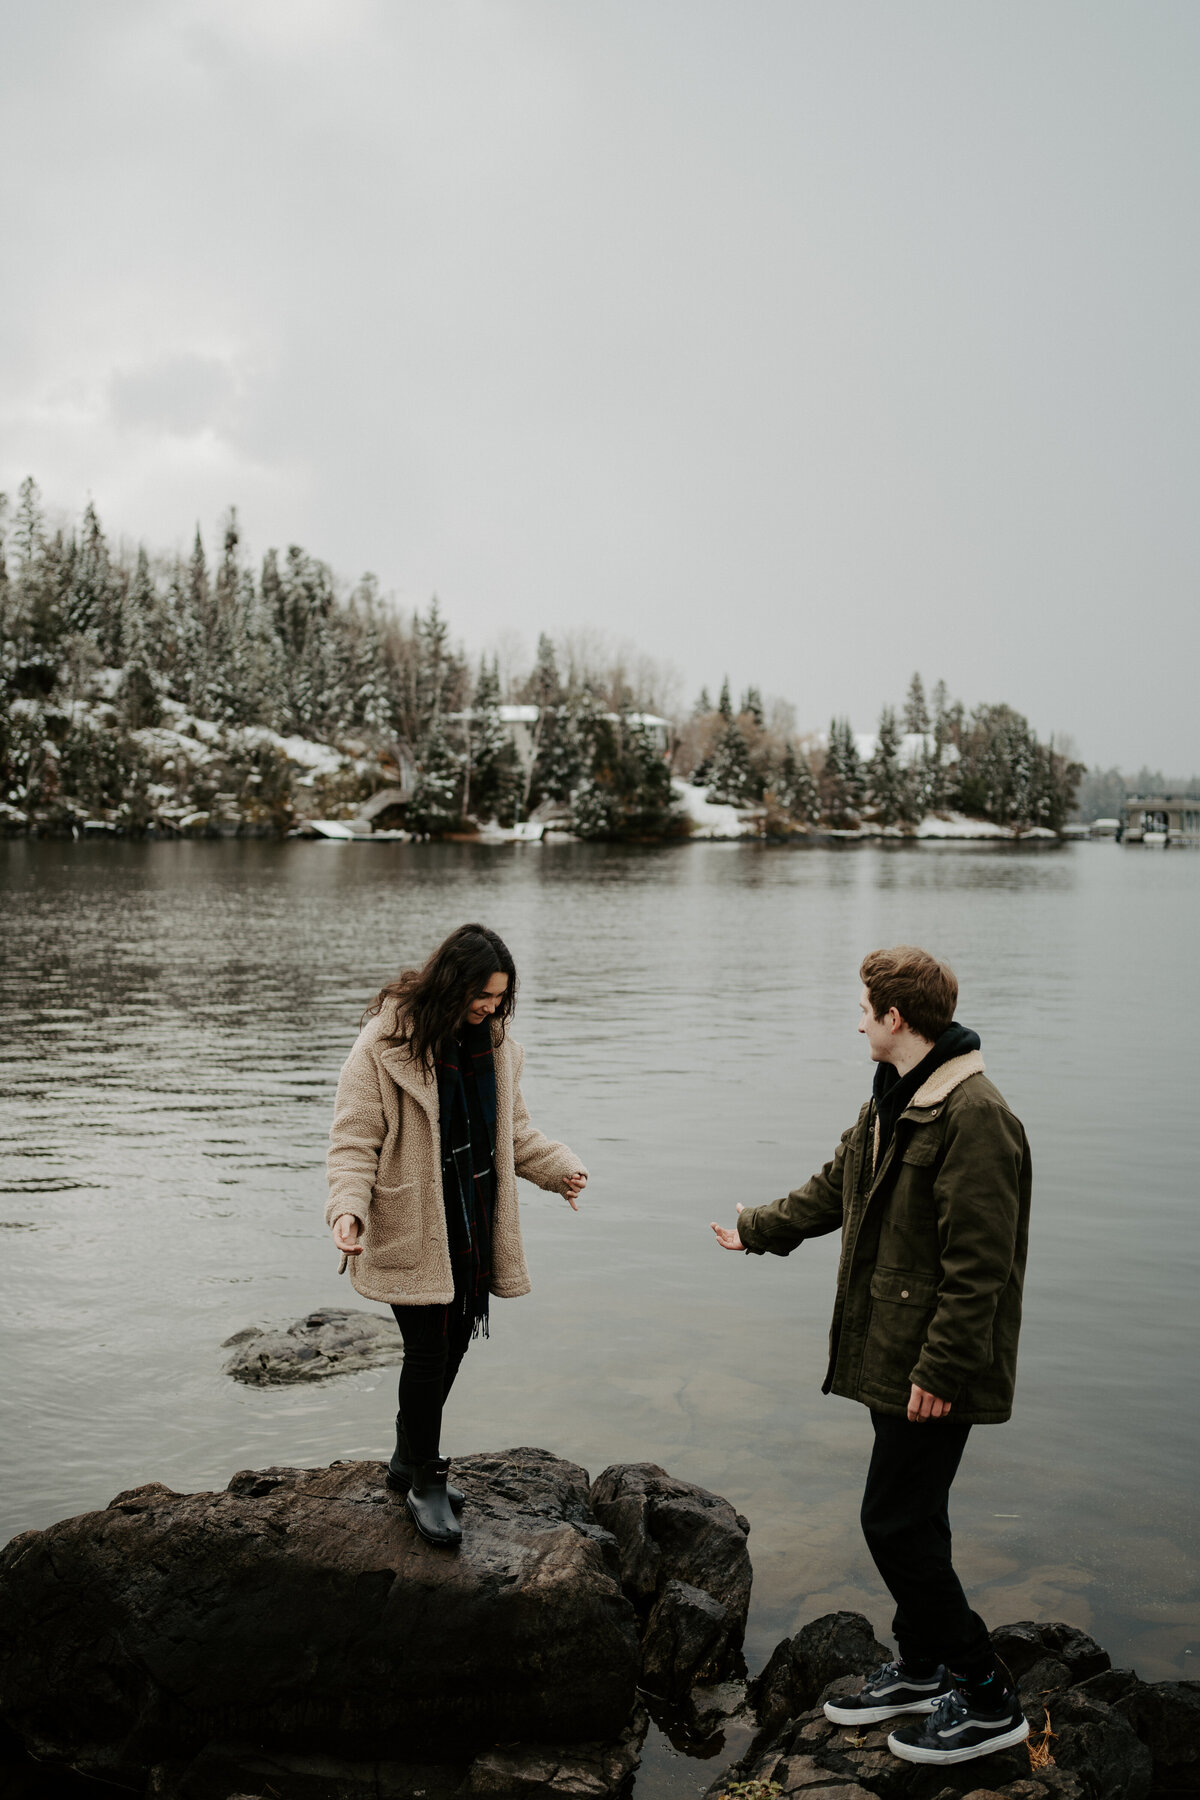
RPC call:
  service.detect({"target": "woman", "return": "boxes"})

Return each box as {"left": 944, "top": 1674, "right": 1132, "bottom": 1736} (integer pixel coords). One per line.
{"left": 327, "top": 923, "right": 587, "bottom": 1547}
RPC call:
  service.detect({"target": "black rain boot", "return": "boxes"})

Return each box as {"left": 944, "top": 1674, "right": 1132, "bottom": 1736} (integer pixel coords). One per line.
{"left": 406, "top": 1458, "right": 462, "bottom": 1547}
{"left": 386, "top": 1416, "right": 464, "bottom": 1510}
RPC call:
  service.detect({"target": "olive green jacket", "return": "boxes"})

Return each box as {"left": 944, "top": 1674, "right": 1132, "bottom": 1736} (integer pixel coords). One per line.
{"left": 736, "top": 1052, "right": 1031, "bottom": 1424}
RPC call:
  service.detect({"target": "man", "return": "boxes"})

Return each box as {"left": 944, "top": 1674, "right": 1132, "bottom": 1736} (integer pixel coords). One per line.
{"left": 712, "top": 945, "right": 1032, "bottom": 1768}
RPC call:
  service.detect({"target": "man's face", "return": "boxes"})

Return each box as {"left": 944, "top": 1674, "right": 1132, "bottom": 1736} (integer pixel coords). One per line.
{"left": 858, "top": 984, "right": 897, "bottom": 1064}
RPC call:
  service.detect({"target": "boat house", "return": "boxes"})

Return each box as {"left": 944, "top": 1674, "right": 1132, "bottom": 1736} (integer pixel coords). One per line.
{"left": 1121, "top": 795, "right": 1200, "bottom": 845}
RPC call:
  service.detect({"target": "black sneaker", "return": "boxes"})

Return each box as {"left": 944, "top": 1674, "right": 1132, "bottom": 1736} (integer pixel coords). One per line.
{"left": 823, "top": 1659, "right": 952, "bottom": 1725}
{"left": 887, "top": 1684, "right": 1029, "bottom": 1763}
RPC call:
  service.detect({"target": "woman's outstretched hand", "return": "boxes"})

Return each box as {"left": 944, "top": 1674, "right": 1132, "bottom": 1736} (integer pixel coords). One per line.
{"left": 560, "top": 1171, "right": 588, "bottom": 1211}
{"left": 332, "top": 1213, "right": 363, "bottom": 1256}
{"left": 710, "top": 1203, "right": 746, "bottom": 1251}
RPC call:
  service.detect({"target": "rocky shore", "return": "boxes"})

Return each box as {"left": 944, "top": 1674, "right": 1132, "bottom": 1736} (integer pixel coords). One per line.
{"left": 0, "top": 1452, "right": 1194, "bottom": 1800}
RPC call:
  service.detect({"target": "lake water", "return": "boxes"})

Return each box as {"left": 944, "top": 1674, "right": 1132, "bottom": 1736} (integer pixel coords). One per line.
{"left": 1, "top": 837, "right": 1198, "bottom": 1793}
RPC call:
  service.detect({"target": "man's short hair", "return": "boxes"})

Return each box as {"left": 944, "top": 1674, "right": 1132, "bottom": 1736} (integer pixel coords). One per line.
{"left": 859, "top": 946, "right": 958, "bottom": 1043}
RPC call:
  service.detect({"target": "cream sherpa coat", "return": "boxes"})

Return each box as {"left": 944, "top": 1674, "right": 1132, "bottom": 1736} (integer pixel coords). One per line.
{"left": 325, "top": 1006, "right": 586, "bottom": 1306}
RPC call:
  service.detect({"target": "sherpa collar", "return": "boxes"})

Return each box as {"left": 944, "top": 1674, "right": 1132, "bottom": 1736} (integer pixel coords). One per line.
{"left": 909, "top": 1050, "right": 986, "bottom": 1110}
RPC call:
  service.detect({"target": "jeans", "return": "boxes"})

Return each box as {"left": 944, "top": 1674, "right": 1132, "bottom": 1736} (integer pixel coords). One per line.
{"left": 391, "top": 1302, "right": 475, "bottom": 1464}
{"left": 860, "top": 1411, "right": 994, "bottom": 1681}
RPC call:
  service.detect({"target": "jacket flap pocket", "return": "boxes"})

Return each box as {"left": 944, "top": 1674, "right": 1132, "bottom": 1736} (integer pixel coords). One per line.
{"left": 870, "top": 1267, "right": 939, "bottom": 1307}
{"left": 901, "top": 1132, "right": 938, "bottom": 1167}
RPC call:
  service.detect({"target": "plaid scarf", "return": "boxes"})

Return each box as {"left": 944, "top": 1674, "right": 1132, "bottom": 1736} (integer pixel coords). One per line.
{"left": 435, "top": 1020, "right": 498, "bottom": 1337}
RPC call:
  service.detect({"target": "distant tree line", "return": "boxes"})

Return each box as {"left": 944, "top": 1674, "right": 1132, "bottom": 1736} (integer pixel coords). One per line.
{"left": 1, "top": 482, "right": 1083, "bottom": 838}
{"left": 676, "top": 668, "right": 1084, "bottom": 832}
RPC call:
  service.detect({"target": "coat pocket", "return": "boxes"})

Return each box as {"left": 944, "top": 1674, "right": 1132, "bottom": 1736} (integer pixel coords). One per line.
{"left": 365, "top": 1183, "right": 423, "bottom": 1270}
{"left": 861, "top": 1266, "right": 941, "bottom": 1392}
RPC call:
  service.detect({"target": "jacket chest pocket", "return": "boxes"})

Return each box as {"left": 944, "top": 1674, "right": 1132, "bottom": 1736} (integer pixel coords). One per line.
{"left": 901, "top": 1130, "right": 939, "bottom": 1169}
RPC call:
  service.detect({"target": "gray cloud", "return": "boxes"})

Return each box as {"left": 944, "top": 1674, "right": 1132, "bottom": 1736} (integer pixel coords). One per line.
{"left": 2, "top": 0, "right": 1198, "bottom": 770}
{"left": 109, "top": 353, "right": 239, "bottom": 435}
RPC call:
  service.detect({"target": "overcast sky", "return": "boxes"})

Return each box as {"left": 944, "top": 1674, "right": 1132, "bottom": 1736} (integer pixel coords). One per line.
{"left": 3, "top": 1, "right": 1198, "bottom": 770}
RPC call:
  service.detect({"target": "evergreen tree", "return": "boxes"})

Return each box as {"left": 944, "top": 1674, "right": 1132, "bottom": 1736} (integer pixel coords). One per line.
{"left": 525, "top": 633, "right": 566, "bottom": 809}
{"left": 820, "top": 717, "right": 864, "bottom": 825}
{"left": 693, "top": 686, "right": 712, "bottom": 717}
{"left": 467, "top": 657, "right": 522, "bottom": 823}
{"left": 570, "top": 712, "right": 676, "bottom": 840}
{"left": 717, "top": 676, "right": 733, "bottom": 720}
{"left": 741, "top": 686, "right": 764, "bottom": 727}
{"left": 903, "top": 672, "right": 929, "bottom": 736}
{"left": 774, "top": 741, "right": 820, "bottom": 824}
{"left": 408, "top": 717, "right": 463, "bottom": 833}
{"left": 867, "top": 706, "right": 908, "bottom": 825}
{"left": 706, "top": 717, "right": 760, "bottom": 805}
{"left": 116, "top": 549, "right": 162, "bottom": 730}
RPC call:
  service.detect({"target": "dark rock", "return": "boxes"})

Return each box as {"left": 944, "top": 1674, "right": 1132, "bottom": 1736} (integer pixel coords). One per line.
{"left": 989, "top": 1623, "right": 1110, "bottom": 1690}
{"left": 465, "top": 1705, "right": 648, "bottom": 1799}
{"left": 589, "top": 1463, "right": 752, "bottom": 1695}
{"left": 150, "top": 1742, "right": 468, "bottom": 1800}
{"left": 1110, "top": 1677, "right": 1200, "bottom": 1793}
{"left": 221, "top": 1306, "right": 399, "bottom": 1384}
{"left": 749, "top": 1611, "right": 891, "bottom": 1737}
{"left": 641, "top": 1580, "right": 729, "bottom": 1699}
{"left": 1041, "top": 1686, "right": 1152, "bottom": 1800}
{"left": 708, "top": 1696, "right": 1034, "bottom": 1799}
{"left": 0, "top": 1449, "right": 639, "bottom": 1784}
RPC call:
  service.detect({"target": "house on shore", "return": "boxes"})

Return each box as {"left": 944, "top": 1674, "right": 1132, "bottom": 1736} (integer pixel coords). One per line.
{"left": 1121, "top": 795, "right": 1200, "bottom": 845}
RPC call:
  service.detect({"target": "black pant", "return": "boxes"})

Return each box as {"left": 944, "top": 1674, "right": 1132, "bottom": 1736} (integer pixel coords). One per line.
{"left": 391, "top": 1303, "right": 474, "bottom": 1464}
{"left": 860, "top": 1411, "right": 994, "bottom": 1680}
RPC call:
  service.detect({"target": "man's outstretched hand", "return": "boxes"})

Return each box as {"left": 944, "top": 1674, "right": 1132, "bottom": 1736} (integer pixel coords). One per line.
{"left": 710, "top": 1203, "right": 746, "bottom": 1251}
{"left": 907, "top": 1383, "right": 952, "bottom": 1422}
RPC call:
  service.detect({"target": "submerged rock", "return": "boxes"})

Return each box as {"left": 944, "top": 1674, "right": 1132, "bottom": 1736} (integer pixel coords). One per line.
{"left": 589, "top": 1461, "right": 752, "bottom": 1697}
{"left": 221, "top": 1306, "right": 399, "bottom": 1384}
{"left": 0, "top": 1449, "right": 639, "bottom": 1785}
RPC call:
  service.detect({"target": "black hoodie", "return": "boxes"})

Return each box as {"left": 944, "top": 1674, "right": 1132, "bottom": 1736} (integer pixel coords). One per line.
{"left": 872, "top": 1021, "right": 982, "bottom": 1172}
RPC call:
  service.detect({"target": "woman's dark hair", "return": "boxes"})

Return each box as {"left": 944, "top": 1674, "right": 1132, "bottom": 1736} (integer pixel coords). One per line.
{"left": 364, "top": 923, "right": 518, "bottom": 1067}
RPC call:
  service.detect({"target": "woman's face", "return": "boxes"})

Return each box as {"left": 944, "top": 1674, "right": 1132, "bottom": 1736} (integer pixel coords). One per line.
{"left": 465, "top": 971, "right": 509, "bottom": 1025}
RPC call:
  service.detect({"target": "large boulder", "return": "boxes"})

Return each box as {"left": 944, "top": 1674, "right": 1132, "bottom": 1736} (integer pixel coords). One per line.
{"left": 589, "top": 1462, "right": 752, "bottom": 1696}
{"left": 221, "top": 1307, "right": 400, "bottom": 1384}
{"left": 749, "top": 1610, "right": 891, "bottom": 1738}
{"left": 0, "top": 1449, "right": 639, "bottom": 1785}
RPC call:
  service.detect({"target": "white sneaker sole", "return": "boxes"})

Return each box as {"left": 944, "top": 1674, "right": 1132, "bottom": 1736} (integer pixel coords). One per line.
{"left": 887, "top": 1717, "right": 1030, "bottom": 1763}
{"left": 823, "top": 1694, "right": 942, "bottom": 1725}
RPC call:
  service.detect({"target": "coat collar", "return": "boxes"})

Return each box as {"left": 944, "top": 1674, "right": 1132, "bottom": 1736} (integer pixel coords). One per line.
{"left": 372, "top": 1013, "right": 509, "bottom": 1122}
{"left": 908, "top": 1049, "right": 986, "bottom": 1111}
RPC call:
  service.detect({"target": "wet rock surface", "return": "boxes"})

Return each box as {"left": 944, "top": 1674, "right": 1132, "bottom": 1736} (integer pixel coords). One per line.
{"left": 221, "top": 1306, "right": 400, "bottom": 1384}
{"left": 589, "top": 1461, "right": 752, "bottom": 1696}
{"left": 749, "top": 1609, "right": 892, "bottom": 1739}
{"left": 710, "top": 1614, "right": 1179, "bottom": 1800}
{"left": 0, "top": 1449, "right": 639, "bottom": 1784}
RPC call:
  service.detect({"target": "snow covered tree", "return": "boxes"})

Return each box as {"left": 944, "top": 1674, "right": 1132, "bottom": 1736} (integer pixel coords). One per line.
{"left": 116, "top": 549, "right": 162, "bottom": 730}
{"left": 466, "top": 657, "right": 522, "bottom": 823}
{"left": 820, "top": 717, "right": 864, "bottom": 825}
{"left": 903, "top": 672, "right": 929, "bottom": 736}
{"left": 773, "top": 741, "right": 820, "bottom": 824}
{"left": 867, "top": 706, "right": 907, "bottom": 825}
{"left": 408, "top": 717, "right": 463, "bottom": 833}
{"left": 706, "top": 717, "right": 761, "bottom": 805}
{"left": 740, "top": 686, "right": 764, "bottom": 727}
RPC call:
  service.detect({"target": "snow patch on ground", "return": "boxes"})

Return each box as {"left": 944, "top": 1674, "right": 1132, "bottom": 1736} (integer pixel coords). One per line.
{"left": 672, "top": 780, "right": 757, "bottom": 839}
{"left": 913, "top": 812, "right": 1016, "bottom": 838}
